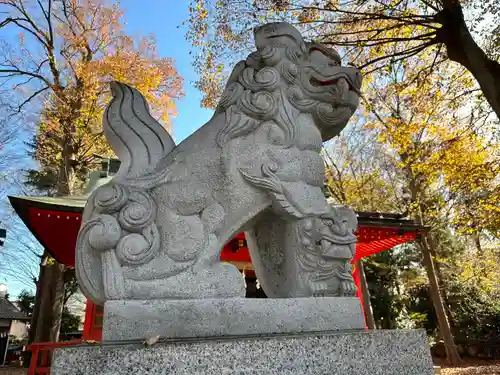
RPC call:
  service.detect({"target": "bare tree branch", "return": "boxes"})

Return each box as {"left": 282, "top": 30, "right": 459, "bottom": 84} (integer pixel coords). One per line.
{"left": 15, "top": 85, "right": 50, "bottom": 112}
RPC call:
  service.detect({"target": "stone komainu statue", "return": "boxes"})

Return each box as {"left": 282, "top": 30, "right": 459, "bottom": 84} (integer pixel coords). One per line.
{"left": 76, "top": 22, "right": 362, "bottom": 304}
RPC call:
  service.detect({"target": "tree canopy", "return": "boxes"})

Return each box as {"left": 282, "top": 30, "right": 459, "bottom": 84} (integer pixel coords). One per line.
{"left": 186, "top": 0, "right": 499, "bottom": 118}
{"left": 1, "top": 0, "right": 184, "bottom": 195}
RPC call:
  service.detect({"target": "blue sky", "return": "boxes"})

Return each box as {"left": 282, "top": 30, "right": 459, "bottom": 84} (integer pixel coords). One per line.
{"left": 1, "top": 1, "right": 215, "bottom": 298}
{"left": 120, "top": 0, "right": 214, "bottom": 142}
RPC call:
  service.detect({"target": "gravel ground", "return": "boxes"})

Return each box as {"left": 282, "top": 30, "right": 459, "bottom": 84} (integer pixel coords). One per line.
{"left": 441, "top": 366, "right": 500, "bottom": 375}
{"left": 437, "top": 359, "right": 500, "bottom": 375}
{"left": 0, "top": 369, "right": 25, "bottom": 375}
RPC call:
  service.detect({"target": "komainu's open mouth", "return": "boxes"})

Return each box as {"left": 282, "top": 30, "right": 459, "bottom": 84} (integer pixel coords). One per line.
{"left": 310, "top": 77, "right": 342, "bottom": 87}
{"left": 319, "top": 238, "right": 355, "bottom": 260}
{"left": 309, "top": 75, "right": 358, "bottom": 95}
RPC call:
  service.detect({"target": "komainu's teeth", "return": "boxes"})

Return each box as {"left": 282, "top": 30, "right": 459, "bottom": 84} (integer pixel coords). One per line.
{"left": 321, "top": 239, "right": 330, "bottom": 253}
{"left": 337, "top": 77, "right": 349, "bottom": 100}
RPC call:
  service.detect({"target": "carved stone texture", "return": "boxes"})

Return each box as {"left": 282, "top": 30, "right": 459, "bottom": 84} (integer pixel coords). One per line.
{"left": 248, "top": 205, "right": 359, "bottom": 298}
{"left": 76, "top": 21, "right": 362, "bottom": 304}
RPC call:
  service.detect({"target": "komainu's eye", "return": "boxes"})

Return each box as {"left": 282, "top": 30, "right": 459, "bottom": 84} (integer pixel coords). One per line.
{"left": 263, "top": 25, "right": 275, "bottom": 34}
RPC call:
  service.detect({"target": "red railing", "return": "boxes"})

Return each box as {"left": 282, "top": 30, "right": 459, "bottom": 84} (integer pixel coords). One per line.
{"left": 83, "top": 299, "right": 103, "bottom": 342}
{"left": 27, "top": 340, "right": 83, "bottom": 375}
{"left": 26, "top": 299, "right": 103, "bottom": 375}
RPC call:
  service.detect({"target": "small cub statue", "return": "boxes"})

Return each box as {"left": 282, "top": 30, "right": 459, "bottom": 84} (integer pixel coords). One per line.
{"left": 76, "top": 22, "right": 362, "bottom": 304}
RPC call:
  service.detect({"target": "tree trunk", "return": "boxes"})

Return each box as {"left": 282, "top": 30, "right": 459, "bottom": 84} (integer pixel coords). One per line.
{"left": 32, "top": 117, "right": 75, "bottom": 344}
{"left": 420, "top": 233, "right": 461, "bottom": 365}
{"left": 33, "top": 257, "right": 66, "bottom": 343}
{"left": 57, "top": 134, "right": 75, "bottom": 196}
{"left": 31, "top": 199, "right": 70, "bottom": 346}
{"left": 404, "top": 169, "right": 460, "bottom": 364}
{"left": 426, "top": 234, "right": 455, "bottom": 328}
{"left": 472, "top": 231, "right": 482, "bottom": 254}
{"left": 437, "top": 0, "right": 500, "bottom": 119}
{"left": 28, "top": 256, "right": 44, "bottom": 345}
{"left": 22, "top": 256, "right": 45, "bottom": 367}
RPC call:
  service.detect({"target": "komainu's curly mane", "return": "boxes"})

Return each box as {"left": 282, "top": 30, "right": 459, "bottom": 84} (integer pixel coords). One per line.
{"left": 214, "top": 32, "right": 361, "bottom": 149}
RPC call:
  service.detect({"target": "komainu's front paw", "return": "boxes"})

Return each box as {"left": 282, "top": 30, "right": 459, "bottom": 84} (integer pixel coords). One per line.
{"left": 311, "top": 282, "right": 328, "bottom": 297}
{"left": 341, "top": 280, "right": 357, "bottom": 297}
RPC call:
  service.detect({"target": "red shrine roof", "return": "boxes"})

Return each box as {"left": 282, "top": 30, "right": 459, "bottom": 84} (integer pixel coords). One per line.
{"left": 8, "top": 195, "right": 426, "bottom": 268}
{"left": 9, "top": 196, "right": 85, "bottom": 267}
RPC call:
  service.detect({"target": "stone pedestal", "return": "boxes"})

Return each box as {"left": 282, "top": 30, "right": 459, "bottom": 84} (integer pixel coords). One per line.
{"left": 103, "top": 297, "right": 365, "bottom": 341}
{"left": 52, "top": 329, "right": 434, "bottom": 375}
{"left": 51, "top": 298, "right": 433, "bottom": 375}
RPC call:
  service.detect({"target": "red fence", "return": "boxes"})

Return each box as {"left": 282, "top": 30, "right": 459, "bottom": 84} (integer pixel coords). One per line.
{"left": 27, "top": 340, "right": 83, "bottom": 375}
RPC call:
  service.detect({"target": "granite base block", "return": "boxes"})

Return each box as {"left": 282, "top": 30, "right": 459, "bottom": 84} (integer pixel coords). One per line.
{"left": 52, "top": 329, "right": 434, "bottom": 375}
{"left": 103, "top": 297, "right": 365, "bottom": 341}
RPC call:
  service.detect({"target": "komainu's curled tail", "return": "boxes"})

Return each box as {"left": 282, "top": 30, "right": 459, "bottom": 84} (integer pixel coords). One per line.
{"left": 76, "top": 82, "right": 177, "bottom": 304}
{"left": 104, "top": 82, "right": 176, "bottom": 181}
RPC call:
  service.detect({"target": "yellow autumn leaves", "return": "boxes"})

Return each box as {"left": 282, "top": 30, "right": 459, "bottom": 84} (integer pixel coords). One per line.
{"left": 12, "top": 0, "right": 184, "bottom": 195}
